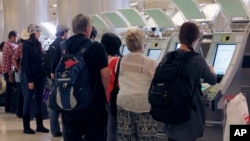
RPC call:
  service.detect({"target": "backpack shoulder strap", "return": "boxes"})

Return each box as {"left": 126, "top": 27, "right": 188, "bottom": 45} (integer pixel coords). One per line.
{"left": 59, "top": 39, "right": 93, "bottom": 56}
{"left": 59, "top": 40, "right": 67, "bottom": 55}
{"left": 78, "top": 39, "right": 93, "bottom": 56}
{"left": 160, "top": 51, "right": 175, "bottom": 65}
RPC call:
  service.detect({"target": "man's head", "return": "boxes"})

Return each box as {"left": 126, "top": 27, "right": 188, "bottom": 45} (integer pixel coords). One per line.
{"left": 8, "top": 30, "right": 18, "bottom": 43}
{"left": 72, "top": 14, "right": 92, "bottom": 38}
{"left": 56, "top": 24, "right": 69, "bottom": 38}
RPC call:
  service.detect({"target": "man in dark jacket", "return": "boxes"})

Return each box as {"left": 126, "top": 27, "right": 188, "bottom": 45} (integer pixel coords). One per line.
{"left": 49, "top": 24, "right": 69, "bottom": 137}
{"left": 60, "top": 14, "right": 109, "bottom": 141}
{"left": 50, "top": 24, "right": 69, "bottom": 79}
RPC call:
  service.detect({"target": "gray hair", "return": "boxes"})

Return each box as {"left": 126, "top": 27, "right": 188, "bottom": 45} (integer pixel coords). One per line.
{"left": 72, "top": 14, "right": 91, "bottom": 34}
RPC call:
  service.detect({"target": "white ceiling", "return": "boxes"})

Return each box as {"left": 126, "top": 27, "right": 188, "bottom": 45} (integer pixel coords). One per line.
{"left": 47, "top": 0, "right": 217, "bottom": 22}
{"left": 48, "top": 0, "right": 57, "bottom": 22}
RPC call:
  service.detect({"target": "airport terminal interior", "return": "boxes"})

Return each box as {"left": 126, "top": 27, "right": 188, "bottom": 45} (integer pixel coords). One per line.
{"left": 1, "top": 0, "right": 250, "bottom": 141}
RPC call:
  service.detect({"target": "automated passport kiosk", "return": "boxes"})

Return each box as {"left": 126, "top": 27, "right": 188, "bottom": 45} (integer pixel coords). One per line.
{"left": 163, "top": 32, "right": 248, "bottom": 111}
{"left": 202, "top": 32, "right": 248, "bottom": 110}
{"left": 164, "top": 33, "right": 180, "bottom": 52}
{"left": 144, "top": 38, "right": 170, "bottom": 62}
{"left": 200, "top": 33, "right": 213, "bottom": 58}
{"left": 120, "top": 37, "right": 170, "bottom": 63}
{"left": 120, "top": 37, "right": 130, "bottom": 56}
{"left": 121, "top": 45, "right": 130, "bottom": 56}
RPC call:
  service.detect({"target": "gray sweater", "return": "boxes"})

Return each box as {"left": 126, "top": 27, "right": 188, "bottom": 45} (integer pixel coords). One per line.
{"left": 163, "top": 49, "right": 217, "bottom": 141}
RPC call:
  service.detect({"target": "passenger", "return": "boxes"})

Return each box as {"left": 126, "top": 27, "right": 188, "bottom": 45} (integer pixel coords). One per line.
{"left": 49, "top": 24, "right": 69, "bottom": 137}
{"left": 116, "top": 29, "right": 158, "bottom": 141}
{"left": 2, "top": 30, "right": 18, "bottom": 113}
{"left": 90, "top": 26, "right": 97, "bottom": 40}
{"left": 0, "top": 41, "right": 5, "bottom": 74}
{"left": 21, "top": 24, "right": 49, "bottom": 134}
{"left": 0, "top": 41, "right": 4, "bottom": 51}
{"left": 101, "top": 32, "right": 122, "bottom": 141}
{"left": 50, "top": 24, "right": 70, "bottom": 80}
{"left": 12, "top": 29, "right": 29, "bottom": 118}
{"left": 162, "top": 22, "right": 217, "bottom": 141}
{"left": 61, "top": 14, "right": 109, "bottom": 141}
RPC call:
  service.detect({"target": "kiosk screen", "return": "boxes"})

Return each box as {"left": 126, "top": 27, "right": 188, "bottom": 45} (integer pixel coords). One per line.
{"left": 122, "top": 45, "right": 130, "bottom": 55}
{"left": 147, "top": 49, "right": 161, "bottom": 61}
{"left": 213, "top": 44, "right": 236, "bottom": 75}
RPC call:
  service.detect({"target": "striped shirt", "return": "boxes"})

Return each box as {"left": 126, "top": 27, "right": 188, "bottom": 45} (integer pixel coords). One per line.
{"left": 12, "top": 44, "right": 23, "bottom": 71}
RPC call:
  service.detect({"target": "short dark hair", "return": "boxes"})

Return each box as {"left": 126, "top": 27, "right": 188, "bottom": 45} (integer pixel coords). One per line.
{"left": 101, "top": 33, "right": 122, "bottom": 56}
{"left": 179, "top": 22, "right": 199, "bottom": 50}
{"left": 8, "top": 30, "right": 17, "bottom": 39}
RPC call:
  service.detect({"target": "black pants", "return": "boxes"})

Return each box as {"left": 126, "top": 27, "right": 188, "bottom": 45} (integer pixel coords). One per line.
{"left": 16, "top": 82, "right": 23, "bottom": 117}
{"left": 4, "top": 73, "right": 15, "bottom": 113}
{"left": 62, "top": 111, "right": 107, "bottom": 141}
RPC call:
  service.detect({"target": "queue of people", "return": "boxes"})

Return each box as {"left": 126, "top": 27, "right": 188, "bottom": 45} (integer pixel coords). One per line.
{"left": 0, "top": 13, "right": 217, "bottom": 141}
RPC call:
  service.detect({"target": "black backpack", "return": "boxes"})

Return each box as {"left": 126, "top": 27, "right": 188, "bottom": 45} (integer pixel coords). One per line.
{"left": 148, "top": 51, "right": 199, "bottom": 125}
{"left": 53, "top": 39, "right": 93, "bottom": 111}
{"left": 43, "top": 45, "right": 56, "bottom": 79}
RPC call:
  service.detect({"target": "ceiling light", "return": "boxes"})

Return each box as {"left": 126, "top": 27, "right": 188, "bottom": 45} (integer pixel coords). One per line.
{"left": 130, "top": 3, "right": 138, "bottom": 6}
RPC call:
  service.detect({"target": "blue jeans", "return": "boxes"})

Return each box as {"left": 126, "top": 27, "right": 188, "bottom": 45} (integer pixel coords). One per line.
{"left": 49, "top": 108, "right": 61, "bottom": 134}
{"left": 20, "top": 72, "right": 46, "bottom": 115}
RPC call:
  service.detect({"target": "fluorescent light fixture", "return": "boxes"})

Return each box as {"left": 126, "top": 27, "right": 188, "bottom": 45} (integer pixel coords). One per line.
{"left": 130, "top": 3, "right": 138, "bottom": 6}
{"left": 52, "top": 4, "right": 57, "bottom": 7}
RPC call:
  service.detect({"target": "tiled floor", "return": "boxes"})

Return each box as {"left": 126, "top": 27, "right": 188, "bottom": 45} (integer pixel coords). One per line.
{"left": 0, "top": 107, "right": 62, "bottom": 141}
{"left": 0, "top": 106, "right": 223, "bottom": 141}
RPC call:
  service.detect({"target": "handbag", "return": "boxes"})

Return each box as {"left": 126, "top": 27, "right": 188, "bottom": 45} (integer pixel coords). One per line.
{"left": 0, "top": 76, "right": 6, "bottom": 95}
{"left": 110, "top": 57, "right": 122, "bottom": 116}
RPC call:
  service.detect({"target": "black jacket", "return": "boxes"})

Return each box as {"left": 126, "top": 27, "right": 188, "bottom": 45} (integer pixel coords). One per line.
{"left": 50, "top": 37, "right": 64, "bottom": 74}
{"left": 22, "top": 40, "right": 44, "bottom": 82}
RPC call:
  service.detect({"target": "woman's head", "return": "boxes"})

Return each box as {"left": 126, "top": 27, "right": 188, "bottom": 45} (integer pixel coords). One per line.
{"left": 27, "top": 24, "right": 41, "bottom": 40}
{"left": 26, "top": 24, "right": 42, "bottom": 51}
{"left": 179, "top": 22, "right": 200, "bottom": 50}
{"left": 125, "top": 29, "right": 146, "bottom": 52}
{"left": 101, "top": 33, "right": 121, "bottom": 56}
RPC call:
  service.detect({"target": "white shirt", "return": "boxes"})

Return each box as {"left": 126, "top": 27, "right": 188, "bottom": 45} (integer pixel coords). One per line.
{"left": 117, "top": 52, "right": 157, "bottom": 113}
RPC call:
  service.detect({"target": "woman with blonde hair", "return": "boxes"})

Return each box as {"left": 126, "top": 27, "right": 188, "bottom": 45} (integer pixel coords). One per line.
{"left": 116, "top": 29, "right": 158, "bottom": 141}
